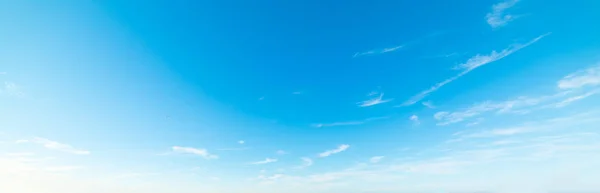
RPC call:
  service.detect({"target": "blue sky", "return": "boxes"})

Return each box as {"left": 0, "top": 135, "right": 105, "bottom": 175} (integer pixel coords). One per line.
{"left": 1, "top": 0, "right": 600, "bottom": 193}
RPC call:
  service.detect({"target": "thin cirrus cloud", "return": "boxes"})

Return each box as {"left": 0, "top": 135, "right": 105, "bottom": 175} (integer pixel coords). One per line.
{"left": 422, "top": 101, "right": 436, "bottom": 109}
{"left": 434, "top": 63, "right": 600, "bottom": 126}
{"left": 172, "top": 146, "right": 218, "bottom": 159}
{"left": 357, "top": 92, "right": 394, "bottom": 107}
{"left": 401, "top": 33, "right": 550, "bottom": 106}
{"left": 16, "top": 137, "right": 90, "bottom": 155}
{"left": 318, "top": 144, "right": 350, "bottom": 158}
{"left": 353, "top": 45, "right": 403, "bottom": 58}
{"left": 250, "top": 158, "right": 278, "bottom": 165}
{"left": 312, "top": 116, "right": 389, "bottom": 128}
{"left": 486, "top": 0, "right": 520, "bottom": 28}
{"left": 370, "top": 156, "right": 385, "bottom": 163}
{"left": 557, "top": 64, "right": 600, "bottom": 89}
{"left": 409, "top": 115, "right": 420, "bottom": 125}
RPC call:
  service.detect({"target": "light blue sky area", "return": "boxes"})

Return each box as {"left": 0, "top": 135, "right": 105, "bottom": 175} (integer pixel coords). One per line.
{"left": 1, "top": 0, "right": 600, "bottom": 193}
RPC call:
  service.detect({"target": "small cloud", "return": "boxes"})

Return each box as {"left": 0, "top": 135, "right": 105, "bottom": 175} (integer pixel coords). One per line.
{"left": 1, "top": 81, "right": 23, "bottom": 97}
{"left": 17, "top": 137, "right": 90, "bottom": 155}
{"left": 353, "top": 45, "right": 403, "bottom": 58}
{"left": 409, "top": 115, "right": 420, "bottom": 125}
{"left": 370, "top": 156, "right": 385, "bottom": 163}
{"left": 300, "top": 157, "right": 313, "bottom": 168}
{"left": 238, "top": 140, "right": 245, "bottom": 144}
{"left": 357, "top": 92, "right": 393, "bottom": 107}
{"left": 422, "top": 101, "right": 436, "bottom": 109}
{"left": 466, "top": 118, "right": 485, "bottom": 127}
{"left": 250, "top": 158, "right": 278, "bottom": 165}
{"left": 292, "top": 91, "right": 303, "bottom": 95}
{"left": 172, "top": 146, "right": 218, "bottom": 159}
{"left": 259, "top": 96, "right": 265, "bottom": 100}
{"left": 401, "top": 33, "right": 549, "bottom": 106}
{"left": 486, "top": 0, "right": 520, "bottom": 28}
{"left": 552, "top": 90, "right": 598, "bottom": 108}
{"left": 318, "top": 144, "right": 350, "bottom": 158}
{"left": 276, "top": 150, "right": 288, "bottom": 155}
{"left": 312, "top": 116, "right": 389, "bottom": 128}
{"left": 558, "top": 64, "right": 600, "bottom": 89}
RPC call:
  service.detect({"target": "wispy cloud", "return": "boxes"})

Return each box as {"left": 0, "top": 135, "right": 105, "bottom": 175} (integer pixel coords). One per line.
{"left": 486, "top": 0, "right": 520, "bottom": 28}
{"left": 409, "top": 115, "right": 420, "bottom": 125}
{"left": 250, "top": 158, "right": 278, "bottom": 165}
{"left": 299, "top": 157, "right": 313, "bottom": 168}
{"left": 357, "top": 91, "right": 393, "bottom": 107}
{"left": 1, "top": 81, "right": 23, "bottom": 97}
{"left": 353, "top": 45, "right": 403, "bottom": 58}
{"left": 318, "top": 144, "right": 350, "bottom": 158}
{"left": 553, "top": 90, "right": 599, "bottom": 108}
{"left": 17, "top": 137, "right": 90, "bottom": 155}
{"left": 292, "top": 91, "right": 303, "bottom": 95}
{"left": 238, "top": 140, "right": 245, "bottom": 144}
{"left": 370, "top": 156, "right": 385, "bottom": 163}
{"left": 217, "top": 147, "right": 251, "bottom": 151}
{"left": 558, "top": 64, "right": 600, "bottom": 89}
{"left": 172, "top": 146, "right": 218, "bottom": 159}
{"left": 422, "top": 101, "right": 436, "bottom": 109}
{"left": 276, "top": 150, "right": 288, "bottom": 155}
{"left": 401, "top": 33, "right": 550, "bottom": 106}
{"left": 258, "top": 96, "right": 265, "bottom": 100}
{"left": 312, "top": 116, "right": 389, "bottom": 128}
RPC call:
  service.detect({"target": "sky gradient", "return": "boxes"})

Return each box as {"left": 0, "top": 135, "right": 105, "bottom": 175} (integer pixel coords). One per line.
{"left": 1, "top": 1, "right": 600, "bottom": 193}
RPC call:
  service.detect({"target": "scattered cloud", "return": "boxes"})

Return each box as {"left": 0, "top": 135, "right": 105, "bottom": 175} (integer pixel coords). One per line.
{"left": 238, "top": 140, "right": 245, "bottom": 144}
{"left": 553, "top": 90, "right": 598, "bottom": 108}
{"left": 250, "top": 158, "right": 278, "bottom": 165}
{"left": 422, "top": 101, "right": 436, "bottom": 109}
{"left": 409, "top": 115, "right": 420, "bottom": 125}
{"left": 1, "top": 81, "right": 23, "bottom": 97}
{"left": 17, "top": 137, "right": 90, "bottom": 155}
{"left": 401, "top": 33, "right": 550, "bottom": 106}
{"left": 486, "top": 0, "right": 520, "bottom": 28}
{"left": 300, "top": 157, "right": 314, "bottom": 168}
{"left": 370, "top": 156, "right": 384, "bottom": 163}
{"left": 357, "top": 92, "right": 393, "bottom": 107}
{"left": 172, "top": 146, "right": 218, "bottom": 159}
{"left": 318, "top": 144, "right": 350, "bottom": 158}
{"left": 353, "top": 45, "right": 403, "bottom": 58}
{"left": 276, "top": 150, "right": 288, "bottom": 155}
{"left": 558, "top": 64, "right": 600, "bottom": 89}
{"left": 312, "top": 116, "right": 388, "bottom": 128}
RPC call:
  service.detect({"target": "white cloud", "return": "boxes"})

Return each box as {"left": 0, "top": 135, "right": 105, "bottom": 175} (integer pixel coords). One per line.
{"left": 486, "top": 0, "right": 520, "bottom": 28}
{"left": 251, "top": 158, "right": 278, "bottom": 165}
{"left": 300, "top": 157, "right": 313, "bottom": 168}
{"left": 216, "top": 147, "right": 250, "bottom": 151}
{"left": 17, "top": 137, "right": 90, "bottom": 155}
{"left": 357, "top": 92, "right": 393, "bottom": 107}
{"left": 370, "top": 156, "right": 384, "bottom": 163}
{"left": 1, "top": 81, "right": 23, "bottom": 97}
{"left": 353, "top": 45, "right": 403, "bottom": 58}
{"left": 422, "top": 101, "right": 436, "bottom": 109}
{"left": 172, "top": 146, "right": 218, "bottom": 159}
{"left": 292, "top": 91, "right": 303, "bottom": 95}
{"left": 312, "top": 116, "right": 388, "bottom": 128}
{"left": 409, "top": 115, "right": 420, "bottom": 125}
{"left": 238, "top": 140, "right": 245, "bottom": 144}
{"left": 318, "top": 144, "right": 350, "bottom": 158}
{"left": 401, "top": 33, "right": 549, "bottom": 106}
{"left": 276, "top": 150, "right": 288, "bottom": 155}
{"left": 553, "top": 90, "right": 598, "bottom": 108}
{"left": 558, "top": 64, "right": 600, "bottom": 89}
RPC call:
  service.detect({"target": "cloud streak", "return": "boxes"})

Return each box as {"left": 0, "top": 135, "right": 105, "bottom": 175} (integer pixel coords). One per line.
{"left": 353, "top": 45, "right": 403, "bottom": 58}
{"left": 318, "top": 144, "right": 350, "bottom": 157}
{"left": 250, "top": 158, "right": 278, "bottom": 165}
{"left": 558, "top": 64, "right": 600, "bottom": 89}
{"left": 17, "top": 137, "right": 90, "bottom": 155}
{"left": 486, "top": 0, "right": 520, "bottom": 28}
{"left": 401, "top": 33, "right": 550, "bottom": 106}
{"left": 172, "top": 146, "right": 218, "bottom": 159}
{"left": 357, "top": 92, "right": 393, "bottom": 107}
{"left": 312, "top": 116, "right": 389, "bottom": 128}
